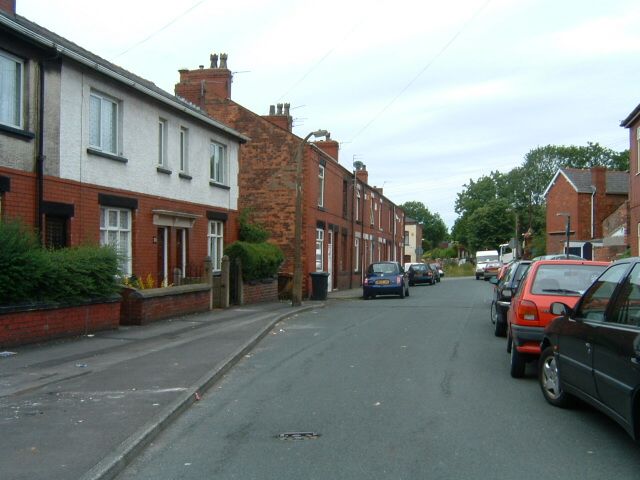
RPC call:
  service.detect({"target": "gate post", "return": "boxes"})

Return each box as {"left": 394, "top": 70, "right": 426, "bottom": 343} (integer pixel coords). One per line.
{"left": 220, "top": 255, "right": 230, "bottom": 309}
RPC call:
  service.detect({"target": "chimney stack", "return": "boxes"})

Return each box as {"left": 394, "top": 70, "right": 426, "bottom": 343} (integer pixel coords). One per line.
{"left": 0, "top": 0, "right": 15, "bottom": 15}
{"left": 355, "top": 164, "right": 368, "bottom": 185}
{"left": 313, "top": 133, "right": 340, "bottom": 161}
{"left": 262, "top": 102, "right": 293, "bottom": 132}
{"left": 175, "top": 52, "right": 233, "bottom": 102}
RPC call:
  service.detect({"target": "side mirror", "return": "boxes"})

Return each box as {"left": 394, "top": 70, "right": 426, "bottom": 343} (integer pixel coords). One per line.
{"left": 551, "top": 302, "right": 571, "bottom": 317}
{"left": 489, "top": 277, "right": 499, "bottom": 285}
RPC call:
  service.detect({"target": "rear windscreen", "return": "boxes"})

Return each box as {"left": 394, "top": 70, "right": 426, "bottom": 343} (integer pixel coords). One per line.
{"left": 531, "top": 264, "right": 606, "bottom": 296}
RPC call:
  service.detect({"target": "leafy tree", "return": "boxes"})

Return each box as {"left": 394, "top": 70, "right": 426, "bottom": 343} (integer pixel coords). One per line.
{"left": 400, "top": 201, "right": 448, "bottom": 248}
{"left": 465, "top": 198, "right": 515, "bottom": 252}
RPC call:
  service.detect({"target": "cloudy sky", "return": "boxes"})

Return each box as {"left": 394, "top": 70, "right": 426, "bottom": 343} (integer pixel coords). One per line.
{"left": 16, "top": 0, "right": 640, "bottom": 228}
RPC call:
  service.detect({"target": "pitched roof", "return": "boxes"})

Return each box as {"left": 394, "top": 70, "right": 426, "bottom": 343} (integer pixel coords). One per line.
{"left": 543, "top": 168, "right": 628, "bottom": 197}
{"left": 621, "top": 103, "right": 640, "bottom": 128}
{"left": 0, "top": 11, "right": 249, "bottom": 143}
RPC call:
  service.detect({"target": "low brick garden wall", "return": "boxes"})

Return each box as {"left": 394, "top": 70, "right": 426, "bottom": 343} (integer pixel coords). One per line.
{"left": 0, "top": 297, "right": 121, "bottom": 348}
{"left": 120, "top": 283, "right": 211, "bottom": 325}
{"left": 242, "top": 279, "right": 278, "bottom": 304}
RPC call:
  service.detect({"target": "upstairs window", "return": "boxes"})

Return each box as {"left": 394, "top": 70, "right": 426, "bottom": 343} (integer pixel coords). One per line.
{"left": 0, "top": 51, "right": 23, "bottom": 129}
{"left": 210, "top": 142, "right": 227, "bottom": 184}
{"left": 180, "top": 127, "right": 189, "bottom": 172}
{"left": 90, "top": 91, "right": 119, "bottom": 154}
{"left": 158, "top": 118, "right": 168, "bottom": 167}
{"left": 318, "top": 165, "right": 325, "bottom": 207}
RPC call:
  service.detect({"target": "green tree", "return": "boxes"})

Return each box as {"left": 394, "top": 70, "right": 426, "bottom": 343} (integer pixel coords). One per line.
{"left": 465, "top": 198, "right": 515, "bottom": 252}
{"left": 400, "top": 201, "right": 448, "bottom": 248}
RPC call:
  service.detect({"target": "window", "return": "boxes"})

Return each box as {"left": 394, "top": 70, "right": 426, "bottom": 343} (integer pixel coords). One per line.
{"left": 158, "top": 118, "right": 167, "bottom": 167}
{"left": 176, "top": 228, "right": 188, "bottom": 279}
{"left": 44, "top": 215, "right": 67, "bottom": 249}
{"left": 318, "top": 165, "right": 325, "bottom": 207}
{"left": 100, "top": 207, "right": 132, "bottom": 276}
{"left": 342, "top": 180, "right": 348, "bottom": 218}
{"left": 90, "top": 91, "right": 118, "bottom": 154}
{"left": 609, "top": 264, "right": 640, "bottom": 326}
{"left": 576, "top": 263, "right": 628, "bottom": 322}
{"left": 208, "top": 220, "right": 224, "bottom": 271}
{"left": 0, "top": 51, "right": 22, "bottom": 129}
{"left": 404, "top": 231, "right": 410, "bottom": 246}
{"left": 370, "top": 196, "right": 375, "bottom": 225}
{"left": 378, "top": 201, "right": 382, "bottom": 230}
{"left": 316, "top": 228, "right": 324, "bottom": 271}
{"left": 210, "top": 142, "right": 227, "bottom": 184}
{"left": 180, "top": 127, "right": 189, "bottom": 172}
{"left": 354, "top": 238, "right": 360, "bottom": 272}
{"left": 637, "top": 128, "right": 640, "bottom": 174}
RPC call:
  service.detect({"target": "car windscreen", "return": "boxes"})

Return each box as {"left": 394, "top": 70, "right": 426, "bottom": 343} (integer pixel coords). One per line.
{"left": 531, "top": 264, "right": 607, "bottom": 296}
{"left": 369, "top": 263, "right": 398, "bottom": 274}
{"left": 477, "top": 255, "right": 499, "bottom": 263}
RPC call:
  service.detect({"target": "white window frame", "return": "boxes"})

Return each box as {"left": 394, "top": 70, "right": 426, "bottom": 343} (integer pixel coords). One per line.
{"left": 180, "top": 126, "right": 189, "bottom": 173}
{"left": 354, "top": 237, "right": 360, "bottom": 272}
{"left": 89, "top": 91, "right": 119, "bottom": 154}
{"left": 0, "top": 51, "right": 23, "bottom": 129}
{"left": 208, "top": 220, "right": 224, "bottom": 271}
{"left": 158, "top": 118, "right": 168, "bottom": 167}
{"left": 318, "top": 165, "right": 325, "bottom": 207}
{"left": 100, "top": 206, "right": 132, "bottom": 276}
{"left": 316, "top": 228, "right": 324, "bottom": 271}
{"left": 370, "top": 198, "right": 375, "bottom": 226}
{"left": 636, "top": 128, "right": 640, "bottom": 174}
{"left": 378, "top": 201, "right": 382, "bottom": 231}
{"left": 210, "top": 141, "right": 228, "bottom": 184}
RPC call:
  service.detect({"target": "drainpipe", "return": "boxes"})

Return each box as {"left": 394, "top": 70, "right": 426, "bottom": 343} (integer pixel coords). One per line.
{"left": 36, "top": 60, "right": 46, "bottom": 243}
{"left": 591, "top": 185, "right": 596, "bottom": 239}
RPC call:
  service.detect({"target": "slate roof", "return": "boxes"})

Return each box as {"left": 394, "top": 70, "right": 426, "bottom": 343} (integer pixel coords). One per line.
{"left": 0, "top": 11, "right": 249, "bottom": 143}
{"left": 544, "top": 168, "right": 629, "bottom": 197}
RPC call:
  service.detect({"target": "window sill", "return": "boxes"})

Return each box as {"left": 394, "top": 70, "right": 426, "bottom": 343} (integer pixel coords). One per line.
{"left": 179, "top": 172, "right": 192, "bottom": 180}
{"left": 87, "top": 148, "right": 128, "bottom": 163}
{"left": 317, "top": 206, "right": 326, "bottom": 212}
{"left": 0, "top": 123, "right": 36, "bottom": 140}
{"left": 209, "top": 181, "right": 230, "bottom": 190}
{"left": 157, "top": 166, "right": 172, "bottom": 175}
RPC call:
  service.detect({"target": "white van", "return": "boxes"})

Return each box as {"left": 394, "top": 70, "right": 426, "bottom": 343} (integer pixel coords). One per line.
{"left": 475, "top": 250, "right": 500, "bottom": 280}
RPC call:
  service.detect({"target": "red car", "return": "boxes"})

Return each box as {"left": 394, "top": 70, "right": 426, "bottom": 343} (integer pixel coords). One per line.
{"left": 506, "top": 259, "right": 609, "bottom": 378}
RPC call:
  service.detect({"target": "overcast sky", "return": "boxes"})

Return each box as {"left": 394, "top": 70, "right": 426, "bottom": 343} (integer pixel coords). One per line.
{"left": 16, "top": 0, "right": 640, "bottom": 229}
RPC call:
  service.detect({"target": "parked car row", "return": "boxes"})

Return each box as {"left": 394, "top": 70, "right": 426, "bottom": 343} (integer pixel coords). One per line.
{"left": 362, "top": 261, "right": 442, "bottom": 299}
{"left": 490, "top": 257, "right": 640, "bottom": 441}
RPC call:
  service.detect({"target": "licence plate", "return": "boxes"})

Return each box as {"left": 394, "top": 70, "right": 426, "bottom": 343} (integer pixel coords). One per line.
{"left": 376, "top": 279, "right": 390, "bottom": 285}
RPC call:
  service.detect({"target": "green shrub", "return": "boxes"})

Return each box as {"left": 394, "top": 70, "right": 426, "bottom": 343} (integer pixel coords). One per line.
{"left": 225, "top": 241, "right": 284, "bottom": 282}
{"left": 238, "top": 209, "right": 269, "bottom": 243}
{"left": 0, "top": 220, "right": 120, "bottom": 305}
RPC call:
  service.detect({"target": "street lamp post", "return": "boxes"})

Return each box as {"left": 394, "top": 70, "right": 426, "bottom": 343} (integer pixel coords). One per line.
{"left": 556, "top": 212, "right": 571, "bottom": 258}
{"left": 292, "top": 129, "right": 329, "bottom": 307}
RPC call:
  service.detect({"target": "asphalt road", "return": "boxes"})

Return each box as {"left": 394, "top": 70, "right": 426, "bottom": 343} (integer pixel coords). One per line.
{"left": 116, "top": 277, "right": 640, "bottom": 479}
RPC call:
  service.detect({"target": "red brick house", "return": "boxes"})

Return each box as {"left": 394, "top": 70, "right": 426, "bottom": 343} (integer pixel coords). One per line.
{"left": 622, "top": 103, "right": 640, "bottom": 255}
{"left": 544, "top": 167, "right": 628, "bottom": 260}
{"left": 174, "top": 55, "right": 405, "bottom": 296}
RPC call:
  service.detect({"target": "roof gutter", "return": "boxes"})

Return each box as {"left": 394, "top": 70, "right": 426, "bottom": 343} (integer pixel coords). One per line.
{"left": 0, "top": 14, "right": 250, "bottom": 144}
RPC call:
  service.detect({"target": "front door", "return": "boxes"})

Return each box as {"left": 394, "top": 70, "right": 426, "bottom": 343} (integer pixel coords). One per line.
{"left": 157, "top": 227, "right": 168, "bottom": 287}
{"left": 327, "top": 230, "right": 333, "bottom": 292}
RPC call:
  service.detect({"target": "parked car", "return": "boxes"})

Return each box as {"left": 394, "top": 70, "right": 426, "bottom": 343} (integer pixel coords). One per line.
{"left": 475, "top": 250, "right": 499, "bottom": 280}
{"left": 363, "top": 261, "right": 410, "bottom": 299}
{"left": 407, "top": 263, "right": 436, "bottom": 286}
{"left": 539, "top": 258, "right": 640, "bottom": 440}
{"left": 429, "top": 263, "right": 443, "bottom": 282}
{"left": 490, "top": 260, "right": 531, "bottom": 337}
{"left": 506, "top": 259, "right": 608, "bottom": 378}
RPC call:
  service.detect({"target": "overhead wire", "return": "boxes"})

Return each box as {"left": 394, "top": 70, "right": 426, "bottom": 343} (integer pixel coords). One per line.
{"left": 347, "top": 0, "right": 492, "bottom": 144}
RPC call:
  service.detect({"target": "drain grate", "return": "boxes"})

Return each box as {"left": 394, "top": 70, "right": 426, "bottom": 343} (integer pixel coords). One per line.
{"left": 277, "top": 431, "right": 321, "bottom": 440}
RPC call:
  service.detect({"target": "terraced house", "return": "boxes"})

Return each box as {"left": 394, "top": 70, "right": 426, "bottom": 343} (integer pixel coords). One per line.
{"left": 0, "top": 1, "right": 248, "bottom": 286}
{"left": 174, "top": 55, "right": 405, "bottom": 295}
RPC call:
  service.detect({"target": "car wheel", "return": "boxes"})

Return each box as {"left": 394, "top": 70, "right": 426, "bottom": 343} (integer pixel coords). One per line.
{"left": 494, "top": 308, "right": 507, "bottom": 337}
{"left": 539, "top": 346, "right": 572, "bottom": 407}
{"left": 510, "top": 344, "right": 526, "bottom": 378}
{"left": 399, "top": 286, "right": 405, "bottom": 299}
{"left": 476, "top": 274, "right": 480, "bottom": 280}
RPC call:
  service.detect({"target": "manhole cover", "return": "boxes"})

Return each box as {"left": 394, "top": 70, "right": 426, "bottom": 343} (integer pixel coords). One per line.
{"left": 277, "top": 432, "right": 320, "bottom": 440}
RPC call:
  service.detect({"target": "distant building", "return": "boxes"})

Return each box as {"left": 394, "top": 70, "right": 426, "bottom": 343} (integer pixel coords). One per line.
{"left": 403, "top": 217, "right": 423, "bottom": 264}
{"left": 543, "top": 167, "right": 628, "bottom": 260}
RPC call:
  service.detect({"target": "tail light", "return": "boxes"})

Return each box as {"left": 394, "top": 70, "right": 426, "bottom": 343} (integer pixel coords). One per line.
{"left": 517, "top": 299, "right": 539, "bottom": 322}
{"left": 396, "top": 275, "right": 403, "bottom": 285}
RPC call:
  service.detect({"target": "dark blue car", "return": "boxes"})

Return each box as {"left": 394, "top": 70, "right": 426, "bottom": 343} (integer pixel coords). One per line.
{"left": 363, "top": 261, "right": 409, "bottom": 299}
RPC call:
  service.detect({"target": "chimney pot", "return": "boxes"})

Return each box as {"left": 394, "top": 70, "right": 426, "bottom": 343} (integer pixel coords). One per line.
{"left": 199, "top": 65, "right": 204, "bottom": 69}
{"left": 210, "top": 53, "right": 219, "bottom": 69}
{"left": 269, "top": 105, "right": 276, "bottom": 115}
{"left": 276, "top": 103, "right": 283, "bottom": 115}
{"left": 220, "top": 53, "right": 228, "bottom": 69}
{"left": 284, "top": 103, "right": 290, "bottom": 116}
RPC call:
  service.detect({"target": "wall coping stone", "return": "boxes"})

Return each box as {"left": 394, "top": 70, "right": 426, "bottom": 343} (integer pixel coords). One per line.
{"left": 127, "top": 283, "right": 210, "bottom": 299}
{"left": 0, "top": 294, "right": 121, "bottom": 315}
